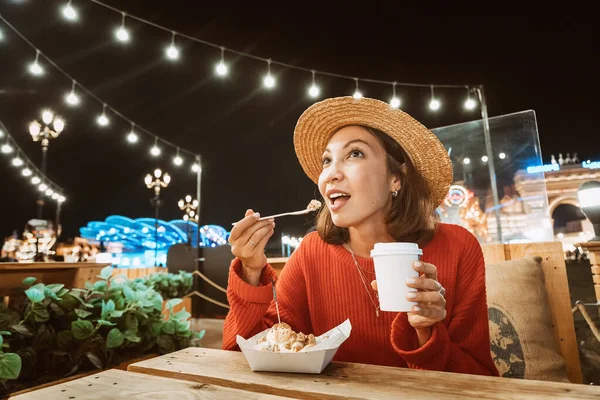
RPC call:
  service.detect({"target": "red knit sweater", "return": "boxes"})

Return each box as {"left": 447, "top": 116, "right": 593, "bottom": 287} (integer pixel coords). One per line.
{"left": 223, "top": 223, "right": 499, "bottom": 376}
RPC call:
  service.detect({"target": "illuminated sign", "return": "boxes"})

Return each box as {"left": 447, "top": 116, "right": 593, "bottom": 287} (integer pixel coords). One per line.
{"left": 444, "top": 185, "right": 468, "bottom": 207}
{"left": 526, "top": 164, "right": 560, "bottom": 174}
{"left": 582, "top": 161, "right": 600, "bottom": 170}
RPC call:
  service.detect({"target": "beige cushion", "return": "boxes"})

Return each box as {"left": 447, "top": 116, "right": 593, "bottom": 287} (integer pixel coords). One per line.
{"left": 485, "top": 257, "right": 569, "bottom": 382}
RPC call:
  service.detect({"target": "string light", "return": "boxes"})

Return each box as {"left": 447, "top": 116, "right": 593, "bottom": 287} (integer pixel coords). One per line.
{"left": 127, "top": 123, "right": 138, "bottom": 143}
{"left": 263, "top": 59, "right": 275, "bottom": 89}
{"left": 215, "top": 46, "right": 228, "bottom": 77}
{"left": 97, "top": 103, "right": 109, "bottom": 126}
{"left": 165, "top": 31, "right": 180, "bottom": 60}
{"left": 31, "top": 176, "right": 41, "bottom": 185}
{"left": 58, "top": 195, "right": 66, "bottom": 203}
{"left": 464, "top": 86, "right": 476, "bottom": 110}
{"left": 52, "top": 193, "right": 59, "bottom": 200}
{"left": 429, "top": 85, "right": 441, "bottom": 111}
{"left": 115, "top": 12, "right": 130, "bottom": 43}
{"left": 45, "top": 188, "right": 54, "bottom": 196}
{"left": 28, "top": 50, "right": 44, "bottom": 76}
{"left": 463, "top": 157, "right": 471, "bottom": 165}
{"left": 12, "top": 156, "right": 24, "bottom": 167}
{"left": 65, "top": 80, "right": 80, "bottom": 106}
{"left": 22, "top": 167, "right": 32, "bottom": 176}
{"left": 389, "top": 82, "right": 401, "bottom": 108}
{"left": 62, "top": 0, "right": 78, "bottom": 21}
{"left": 481, "top": 155, "right": 488, "bottom": 163}
{"left": 1, "top": 143, "right": 13, "bottom": 154}
{"left": 150, "top": 137, "right": 161, "bottom": 157}
{"left": 353, "top": 78, "right": 363, "bottom": 99}
{"left": 191, "top": 162, "right": 200, "bottom": 173}
{"left": 173, "top": 148, "right": 183, "bottom": 166}
{"left": 499, "top": 152, "right": 507, "bottom": 160}
{"left": 39, "top": 183, "right": 48, "bottom": 191}
{"left": 308, "top": 70, "right": 320, "bottom": 98}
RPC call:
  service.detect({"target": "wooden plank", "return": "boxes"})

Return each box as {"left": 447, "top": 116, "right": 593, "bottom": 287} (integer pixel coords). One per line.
{"left": 481, "top": 244, "right": 507, "bottom": 264}
{"left": 0, "top": 262, "right": 110, "bottom": 271}
{"left": 11, "top": 369, "right": 291, "bottom": 399}
{"left": 506, "top": 242, "right": 583, "bottom": 384}
{"left": 128, "top": 348, "right": 600, "bottom": 400}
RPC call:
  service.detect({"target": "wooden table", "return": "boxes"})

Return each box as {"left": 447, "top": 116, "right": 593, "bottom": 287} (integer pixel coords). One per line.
{"left": 122, "top": 347, "right": 600, "bottom": 399}
{"left": 0, "top": 262, "right": 109, "bottom": 297}
{"left": 10, "top": 369, "right": 292, "bottom": 399}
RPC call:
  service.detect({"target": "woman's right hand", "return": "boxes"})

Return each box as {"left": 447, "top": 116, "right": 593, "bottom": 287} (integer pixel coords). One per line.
{"left": 228, "top": 209, "right": 275, "bottom": 286}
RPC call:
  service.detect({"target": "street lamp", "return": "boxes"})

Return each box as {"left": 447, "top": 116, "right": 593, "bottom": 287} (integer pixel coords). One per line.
{"left": 145, "top": 168, "right": 171, "bottom": 266}
{"left": 29, "top": 109, "right": 65, "bottom": 219}
{"left": 578, "top": 181, "right": 600, "bottom": 242}
{"left": 178, "top": 195, "right": 199, "bottom": 245}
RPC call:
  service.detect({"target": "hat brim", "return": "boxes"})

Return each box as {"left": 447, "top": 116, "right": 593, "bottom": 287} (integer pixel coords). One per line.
{"left": 293, "top": 96, "right": 453, "bottom": 207}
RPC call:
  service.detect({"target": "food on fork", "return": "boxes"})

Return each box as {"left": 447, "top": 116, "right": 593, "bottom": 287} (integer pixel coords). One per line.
{"left": 307, "top": 199, "right": 322, "bottom": 211}
{"left": 256, "top": 322, "right": 317, "bottom": 353}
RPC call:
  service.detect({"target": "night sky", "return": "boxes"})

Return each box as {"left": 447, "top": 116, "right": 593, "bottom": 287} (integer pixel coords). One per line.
{"left": 0, "top": 1, "right": 597, "bottom": 251}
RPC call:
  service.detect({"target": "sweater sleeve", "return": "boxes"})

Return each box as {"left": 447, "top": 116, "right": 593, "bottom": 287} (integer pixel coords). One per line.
{"left": 222, "top": 244, "right": 313, "bottom": 351}
{"left": 390, "top": 231, "right": 499, "bottom": 376}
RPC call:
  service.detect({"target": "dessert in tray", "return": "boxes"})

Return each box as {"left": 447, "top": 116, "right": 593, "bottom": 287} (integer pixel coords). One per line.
{"left": 256, "top": 322, "right": 317, "bottom": 353}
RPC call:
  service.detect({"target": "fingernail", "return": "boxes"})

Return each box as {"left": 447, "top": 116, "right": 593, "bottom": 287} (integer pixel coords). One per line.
{"left": 252, "top": 212, "right": 260, "bottom": 218}
{"left": 413, "top": 306, "right": 421, "bottom": 312}
{"left": 406, "top": 292, "right": 417, "bottom": 299}
{"left": 405, "top": 278, "right": 416, "bottom": 284}
{"left": 413, "top": 261, "right": 422, "bottom": 268}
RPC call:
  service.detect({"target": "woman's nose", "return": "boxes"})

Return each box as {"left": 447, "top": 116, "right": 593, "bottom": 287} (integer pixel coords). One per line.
{"left": 324, "top": 160, "right": 344, "bottom": 183}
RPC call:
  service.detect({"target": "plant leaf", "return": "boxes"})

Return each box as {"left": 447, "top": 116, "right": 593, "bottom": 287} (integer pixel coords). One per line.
{"left": 100, "top": 266, "right": 113, "bottom": 280}
{"left": 174, "top": 310, "right": 191, "bottom": 321}
{"left": 72, "top": 320, "right": 94, "bottom": 340}
{"left": 93, "top": 281, "right": 107, "bottom": 292}
{"left": 43, "top": 287, "right": 60, "bottom": 301}
{"left": 46, "top": 283, "right": 65, "bottom": 293}
{"left": 0, "top": 352, "right": 22, "bottom": 380}
{"left": 74, "top": 309, "right": 93, "bottom": 319}
{"left": 0, "top": 331, "right": 10, "bottom": 335}
{"left": 24, "top": 288, "right": 44, "bottom": 303}
{"left": 161, "top": 321, "right": 175, "bottom": 335}
{"left": 106, "top": 328, "right": 124, "bottom": 349}
{"left": 123, "top": 330, "right": 141, "bottom": 343}
{"left": 196, "top": 329, "right": 206, "bottom": 340}
{"left": 166, "top": 298, "right": 183, "bottom": 309}
{"left": 85, "top": 281, "right": 94, "bottom": 290}
{"left": 22, "top": 277, "right": 36, "bottom": 286}
{"left": 110, "top": 310, "right": 124, "bottom": 318}
{"left": 10, "top": 324, "right": 32, "bottom": 337}
{"left": 57, "top": 288, "right": 70, "bottom": 297}
{"left": 124, "top": 314, "right": 138, "bottom": 334}
{"left": 97, "top": 319, "right": 116, "bottom": 327}
{"left": 174, "top": 319, "right": 191, "bottom": 333}
{"left": 32, "top": 304, "right": 50, "bottom": 323}
{"left": 85, "top": 352, "right": 103, "bottom": 369}
{"left": 0, "top": 335, "right": 3, "bottom": 348}
{"left": 56, "top": 330, "right": 74, "bottom": 351}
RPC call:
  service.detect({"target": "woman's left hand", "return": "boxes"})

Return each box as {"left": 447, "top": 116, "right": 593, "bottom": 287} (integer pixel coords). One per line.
{"left": 371, "top": 261, "right": 446, "bottom": 342}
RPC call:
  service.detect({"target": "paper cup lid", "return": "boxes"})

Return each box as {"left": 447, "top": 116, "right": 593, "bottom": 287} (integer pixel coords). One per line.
{"left": 370, "top": 242, "right": 422, "bottom": 256}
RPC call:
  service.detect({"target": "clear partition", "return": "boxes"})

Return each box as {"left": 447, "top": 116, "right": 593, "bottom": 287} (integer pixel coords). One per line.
{"left": 432, "top": 110, "right": 554, "bottom": 244}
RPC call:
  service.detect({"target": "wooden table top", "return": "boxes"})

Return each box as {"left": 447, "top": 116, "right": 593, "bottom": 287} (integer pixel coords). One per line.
{"left": 126, "top": 347, "right": 600, "bottom": 400}
{"left": 10, "top": 369, "right": 292, "bottom": 399}
{"left": 0, "top": 262, "right": 110, "bottom": 271}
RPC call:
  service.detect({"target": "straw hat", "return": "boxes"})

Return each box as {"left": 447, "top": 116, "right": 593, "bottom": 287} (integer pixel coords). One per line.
{"left": 293, "top": 96, "right": 453, "bottom": 207}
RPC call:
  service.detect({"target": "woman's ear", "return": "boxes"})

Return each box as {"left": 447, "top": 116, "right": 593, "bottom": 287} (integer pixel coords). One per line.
{"left": 390, "top": 174, "right": 401, "bottom": 193}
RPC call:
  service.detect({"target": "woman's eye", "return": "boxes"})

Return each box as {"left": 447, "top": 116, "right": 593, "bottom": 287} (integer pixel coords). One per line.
{"left": 322, "top": 157, "right": 331, "bottom": 166}
{"left": 349, "top": 150, "right": 363, "bottom": 158}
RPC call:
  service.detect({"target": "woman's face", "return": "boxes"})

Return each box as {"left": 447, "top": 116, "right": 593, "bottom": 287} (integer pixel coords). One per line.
{"left": 318, "top": 126, "right": 399, "bottom": 228}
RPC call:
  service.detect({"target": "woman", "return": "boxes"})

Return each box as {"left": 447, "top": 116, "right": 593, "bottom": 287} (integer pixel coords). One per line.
{"left": 223, "top": 96, "right": 498, "bottom": 376}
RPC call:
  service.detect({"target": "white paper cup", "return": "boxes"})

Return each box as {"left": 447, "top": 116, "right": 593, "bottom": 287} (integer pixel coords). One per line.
{"left": 370, "top": 242, "right": 422, "bottom": 312}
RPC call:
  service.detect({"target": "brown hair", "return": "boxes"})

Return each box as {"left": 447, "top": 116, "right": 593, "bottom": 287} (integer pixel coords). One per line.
{"left": 315, "top": 126, "right": 438, "bottom": 247}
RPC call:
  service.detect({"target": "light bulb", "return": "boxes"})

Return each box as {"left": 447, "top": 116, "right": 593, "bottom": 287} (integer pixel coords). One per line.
{"left": 115, "top": 27, "right": 130, "bottom": 42}
{"left": 353, "top": 90, "right": 363, "bottom": 100}
{"left": 58, "top": 196, "right": 66, "bottom": 203}
{"left": 65, "top": 91, "right": 80, "bottom": 106}
{"left": 263, "top": 74, "right": 275, "bottom": 88}
{"left": 499, "top": 152, "right": 506, "bottom": 160}
{"left": 52, "top": 193, "right": 59, "bottom": 200}
{"left": 97, "top": 114, "right": 109, "bottom": 126}
{"left": 31, "top": 176, "right": 41, "bottom": 185}
{"left": 465, "top": 98, "right": 476, "bottom": 110}
{"left": 29, "top": 62, "right": 43, "bottom": 76}
{"left": 22, "top": 168, "right": 32, "bottom": 177}
{"left": 12, "top": 157, "right": 23, "bottom": 167}
{"left": 154, "top": 168, "right": 162, "bottom": 178}
{"left": 45, "top": 188, "right": 54, "bottom": 196}
{"left": 165, "top": 45, "right": 179, "bottom": 60}
{"left": 215, "top": 62, "right": 228, "bottom": 76}
{"left": 308, "top": 85, "right": 320, "bottom": 98}
{"left": 390, "top": 97, "right": 401, "bottom": 108}
{"left": 127, "top": 131, "right": 138, "bottom": 143}
{"left": 173, "top": 155, "right": 183, "bottom": 166}
{"left": 150, "top": 145, "right": 161, "bottom": 156}
{"left": 62, "top": 2, "right": 77, "bottom": 21}
{"left": 463, "top": 158, "right": 471, "bottom": 165}
{"left": 185, "top": 195, "right": 192, "bottom": 202}
{"left": 1, "top": 143, "right": 13, "bottom": 154}
{"left": 42, "top": 110, "right": 53, "bottom": 124}
{"left": 39, "top": 183, "right": 48, "bottom": 191}
{"left": 53, "top": 118, "right": 65, "bottom": 133}
{"left": 191, "top": 163, "right": 200, "bottom": 173}
{"left": 429, "top": 98, "right": 441, "bottom": 111}
{"left": 481, "top": 155, "right": 489, "bottom": 162}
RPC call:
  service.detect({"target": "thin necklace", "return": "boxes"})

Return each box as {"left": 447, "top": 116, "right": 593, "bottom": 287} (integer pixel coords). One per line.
{"left": 345, "top": 243, "right": 380, "bottom": 317}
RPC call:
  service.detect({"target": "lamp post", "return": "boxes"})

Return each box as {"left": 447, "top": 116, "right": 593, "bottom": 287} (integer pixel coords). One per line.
{"left": 178, "top": 195, "right": 199, "bottom": 245}
{"left": 29, "top": 110, "right": 65, "bottom": 219}
{"left": 145, "top": 168, "right": 171, "bottom": 267}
